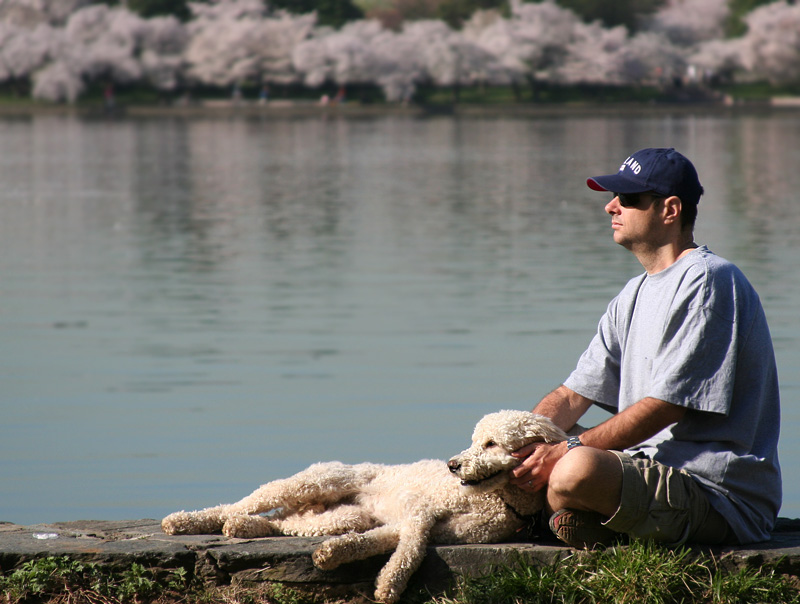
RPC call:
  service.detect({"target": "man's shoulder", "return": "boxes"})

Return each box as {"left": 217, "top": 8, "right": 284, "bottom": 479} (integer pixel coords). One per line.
{"left": 676, "top": 247, "right": 754, "bottom": 294}
{"left": 692, "top": 245, "right": 745, "bottom": 274}
{"left": 693, "top": 247, "right": 756, "bottom": 291}
{"left": 688, "top": 247, "right": 766, "bottom": 320}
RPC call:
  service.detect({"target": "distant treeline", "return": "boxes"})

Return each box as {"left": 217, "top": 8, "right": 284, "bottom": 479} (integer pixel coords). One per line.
{"left": 1, "top": 0, "right": 798, "bottom": 104}
{"left": 96, "top": 0, "right": 777, "bottom": 34}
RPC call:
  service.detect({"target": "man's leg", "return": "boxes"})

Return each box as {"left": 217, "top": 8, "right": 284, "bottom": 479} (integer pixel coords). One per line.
{"left": 544, "top": 449, "right": 734, "bottom": 548}
{"left": 543, "top": 447, "right": 624, "bottom": 549}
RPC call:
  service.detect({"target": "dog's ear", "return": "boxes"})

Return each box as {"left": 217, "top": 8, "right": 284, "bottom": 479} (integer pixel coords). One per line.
{"left": 522, "top": 413, "right": 568, "bottom": 443}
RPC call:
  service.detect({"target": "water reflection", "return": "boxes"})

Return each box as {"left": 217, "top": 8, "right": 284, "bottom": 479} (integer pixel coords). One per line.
{"left": 0, "top": 111, "right": 798, "bottom": 524}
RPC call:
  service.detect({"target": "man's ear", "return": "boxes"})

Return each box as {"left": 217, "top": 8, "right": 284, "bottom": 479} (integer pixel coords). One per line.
{"left": 662, "top": 195, "right": 682, "bottom": 225}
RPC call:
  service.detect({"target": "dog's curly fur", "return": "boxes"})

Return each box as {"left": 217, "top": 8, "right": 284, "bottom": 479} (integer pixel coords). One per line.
{"left": 162, "top": 410, "right": 566, "bottom": 603}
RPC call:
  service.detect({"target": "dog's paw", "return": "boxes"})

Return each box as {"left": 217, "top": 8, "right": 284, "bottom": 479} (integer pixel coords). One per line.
{"left": 222, "top": 515, "right": 276, "bottom": 538}
{"left": 161, "top": 511, "right": 193, "bottom": 535}
{"left": 311, "top": 542, "right": 339, "bottom": 570}
{"left": 374, "top": 584, "right": 400, "bottom": 604}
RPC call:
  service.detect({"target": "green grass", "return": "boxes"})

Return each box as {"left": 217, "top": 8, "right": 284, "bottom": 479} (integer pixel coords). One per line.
{"left": 0, "top": 556, "right": 190, "bottom": 604}
{"left": 413, "top": 83, "right": 673, "bottom": 105}
{"left": 716, "top": 81, "right": 800, "bottom": 100}
{"left": 425, "top": 541, "right": 800, "bottom": 604}
{"left": 1, "top": 79, "right": 796, "bottom": 110}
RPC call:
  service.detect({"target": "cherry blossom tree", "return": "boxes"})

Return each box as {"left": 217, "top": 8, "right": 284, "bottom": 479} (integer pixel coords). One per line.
{"left": 645, "top": 0, "right": 729, "bottom": 47}
{"left": 687, "top": 37, "right": 742, "bottom": 85}
{"left": 27, "top": 4, "right": 189, "bottom": 101}
{"left": 614, "top": 31, "right": 685, "bottom": 85}
{"left": 736, "top": 1, "right": 800, "bottom": 85}
{"left": 183, "top": 0, "right": 314, "bottom": 88}
{"left": 553, "top": 21, "right": 629, "bottom": 85}
{"left": 292, "top": 19, "right": 383, "bottom": 89}
{"left": 64, "top": 5, "right": 146, "bottom": 84}
{"left": 463, "top": 1, "right": 591, "bottom": 95}
{"left": 0, "top": 0, "right": 48, "bottom": 27}
{"left": 368, "top": 26, "right": 424, "bottom": 101}
{"left": 183, "top": 0, "right": 270, "bottom": 87}
{"left": 31, "top": 57, "right": 85, "bottom": 102}
{"left": 0, "top": 0, "right": 90, "bottom": 27}
{"left": 0, "top": 21, "right": 51, "bottom": 86}
{"left": 139, "top": 15, "right": 187, "bottom": 91}
{"left": 408, "top": 19, "right": 503, "bottom": 93}
{"left": 257, "top": 10, "right": 316, "bottom": 84}
{"left": 292, "top": 18, "right": 432, "bottom": 102}
{"left": 2, "top": 0, "right": 800, "bottom": 104}
{"left": 42, "top": 0, "right": 92, "bottom": 26}
{"left": 0, "top": 0, "right": 91, "bottom": 95}
{"left": 29, "top": 5, "right": 146, "bottom": 102}
{"left": 461, "top": 9, "right": 528, "bottom": 88}
{"left": 292, "top": 17, "right": 505, "bottom": 101}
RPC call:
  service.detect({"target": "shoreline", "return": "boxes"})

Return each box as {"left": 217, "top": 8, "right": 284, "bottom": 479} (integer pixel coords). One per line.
{"left": 3, "top": 518, "right": 800, "bottom": 602}
{"left": 1, "top": 97, "right": 799, "bottom": 120}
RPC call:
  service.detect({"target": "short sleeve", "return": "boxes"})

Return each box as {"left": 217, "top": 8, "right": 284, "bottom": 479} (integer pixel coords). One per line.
{"left": 564, "top": 296, "right": 624, "bottom": 413}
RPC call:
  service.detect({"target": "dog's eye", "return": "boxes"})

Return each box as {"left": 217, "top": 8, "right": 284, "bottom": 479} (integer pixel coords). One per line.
{"left": 484, "top": 440, "right": 497, "bottom": 449}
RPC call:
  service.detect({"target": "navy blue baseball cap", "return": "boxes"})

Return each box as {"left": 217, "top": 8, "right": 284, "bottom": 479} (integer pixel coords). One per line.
{"left": 587, "top": 147, "right": 704, "bottom": 205}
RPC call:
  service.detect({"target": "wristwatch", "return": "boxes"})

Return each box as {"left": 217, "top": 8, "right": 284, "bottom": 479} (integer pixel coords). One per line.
{"left": 567, "top": 436, "right": 583, "bottom": 451}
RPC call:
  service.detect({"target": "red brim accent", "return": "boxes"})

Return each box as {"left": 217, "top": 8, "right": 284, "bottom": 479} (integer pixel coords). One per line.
{"left": 587, "top": 178, "right": 608, "bottom": 192}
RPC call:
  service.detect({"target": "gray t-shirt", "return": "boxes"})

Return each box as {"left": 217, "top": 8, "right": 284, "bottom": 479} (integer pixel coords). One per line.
{"left": 564, "top": 245, "right": 781, "bottom": 543}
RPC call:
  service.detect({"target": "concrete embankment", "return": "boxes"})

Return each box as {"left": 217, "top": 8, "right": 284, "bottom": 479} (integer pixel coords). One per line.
{"left": 3, "top": 518, "right": 800, "bottom": 601}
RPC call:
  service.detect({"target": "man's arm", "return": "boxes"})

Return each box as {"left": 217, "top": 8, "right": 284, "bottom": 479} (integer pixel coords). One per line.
{"left": 576, "top": 396, "right": 686, "bottom": 452}
{"left": 533, "top": 384, "right": 595, "bottom": 432}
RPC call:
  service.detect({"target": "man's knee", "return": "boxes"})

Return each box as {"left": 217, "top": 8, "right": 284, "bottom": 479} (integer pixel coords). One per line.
{"left": 548, "top": 448, "right": 623, "bottom": 516}
{"left": 550, "top": 448, "right": 600, "bottom": 494}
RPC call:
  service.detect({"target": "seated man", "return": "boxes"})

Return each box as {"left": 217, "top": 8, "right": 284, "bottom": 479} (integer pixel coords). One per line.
{"left": 511, "top": 148, "right": 781, "bottom": 548}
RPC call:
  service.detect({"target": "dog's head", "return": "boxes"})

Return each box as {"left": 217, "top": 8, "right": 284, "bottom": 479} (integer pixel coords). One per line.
{"left": 447, "top": 410, "right": 567, "bottom": 492}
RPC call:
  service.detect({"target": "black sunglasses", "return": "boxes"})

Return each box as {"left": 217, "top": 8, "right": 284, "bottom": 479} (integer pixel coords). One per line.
{"left": 613, "top": 192, "right": 664, "bottom": 208}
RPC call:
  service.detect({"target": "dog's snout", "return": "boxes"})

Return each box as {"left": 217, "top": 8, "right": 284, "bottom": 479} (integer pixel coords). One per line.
{"left": 447, "top": 459, "right": 461, "bottom": 473}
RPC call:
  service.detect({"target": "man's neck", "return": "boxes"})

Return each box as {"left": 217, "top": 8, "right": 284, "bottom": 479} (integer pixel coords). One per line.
{"left": 635, "top": 237, "right": 698, "bottom": 275}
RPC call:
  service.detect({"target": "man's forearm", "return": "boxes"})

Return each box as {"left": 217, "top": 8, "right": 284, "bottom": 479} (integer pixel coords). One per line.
{"left": 578, "top": 397, "right": 686, "bottom": 451}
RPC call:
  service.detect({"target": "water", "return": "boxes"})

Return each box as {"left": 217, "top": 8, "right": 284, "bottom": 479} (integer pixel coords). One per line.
{"left": 1, "top": 110, "right": 798, "bottom": 525}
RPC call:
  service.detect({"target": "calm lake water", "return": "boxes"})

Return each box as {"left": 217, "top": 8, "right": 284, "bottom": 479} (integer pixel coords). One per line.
{"left": 1, "top": 109, "right": 799, "bottom": 525}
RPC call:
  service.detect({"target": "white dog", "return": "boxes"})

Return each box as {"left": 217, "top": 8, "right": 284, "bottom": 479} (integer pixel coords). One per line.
{"left": 162, "top": 410, "right": 567, "bottom": 603}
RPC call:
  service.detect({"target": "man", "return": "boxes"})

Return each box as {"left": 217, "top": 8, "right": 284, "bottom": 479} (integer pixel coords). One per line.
{"left": 511, "top": 148, "right": 781, "bottom": 548}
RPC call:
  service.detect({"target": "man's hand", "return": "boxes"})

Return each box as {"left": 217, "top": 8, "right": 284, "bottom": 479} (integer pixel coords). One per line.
{"left": 510, "top": 441, "right": 569, "bottom": 492}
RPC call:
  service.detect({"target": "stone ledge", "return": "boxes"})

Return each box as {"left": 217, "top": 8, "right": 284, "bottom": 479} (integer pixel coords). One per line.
{"left": 2, "top": 519, "right": 800, "bottom": 601}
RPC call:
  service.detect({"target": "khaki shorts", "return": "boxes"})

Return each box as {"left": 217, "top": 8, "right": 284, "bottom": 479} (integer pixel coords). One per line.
{"left": 603, "top": 451, "right": 735, "bottom": 546}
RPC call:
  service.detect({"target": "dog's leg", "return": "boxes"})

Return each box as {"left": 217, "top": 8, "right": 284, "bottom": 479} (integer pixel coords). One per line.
{"left": 222, "top": 504, "right": 378, "bottom": 539}
{"left": 312, "top": 525, "right": 399, "bottom": 570}
{"left": 313, "top": 516, "right": 437, "bottom": 604}
{"left": 222, "top": 462, "right": 382, "bottom": 517}
{"left": 372, "top": 518, "right": 435, "bottom": 604}
{"left": 162, "top": 462, "right": 382, "bottom": 536}
{"left": 162, "top": 505, "right": 229, "bottom": 535}
{"left": 268, "top": 504, "right": 377, "bottom": 537}
{"left": 221, "top": 514, "right": 279, "bottom": 538}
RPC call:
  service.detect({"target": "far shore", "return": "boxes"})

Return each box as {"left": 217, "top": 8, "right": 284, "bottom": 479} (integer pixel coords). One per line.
{"left": 1, "top": 95, "right": 799, "bottom": 120}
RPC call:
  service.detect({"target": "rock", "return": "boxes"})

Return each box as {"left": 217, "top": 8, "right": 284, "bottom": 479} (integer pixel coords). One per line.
{"left": 2, "top": 518, "right": 800, "bottom": 600}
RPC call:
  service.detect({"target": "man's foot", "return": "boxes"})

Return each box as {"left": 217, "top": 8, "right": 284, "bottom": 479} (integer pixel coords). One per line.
{"left": 548, "top": 509, "right": 621, "bottom": 549}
